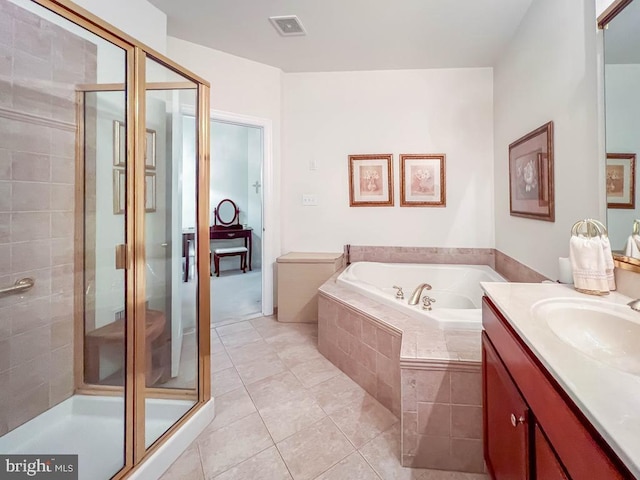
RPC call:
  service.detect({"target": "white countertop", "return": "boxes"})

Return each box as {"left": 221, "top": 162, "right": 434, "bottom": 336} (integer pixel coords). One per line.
{"left": 481, "top": 282, "right": 640, "bottom": 478}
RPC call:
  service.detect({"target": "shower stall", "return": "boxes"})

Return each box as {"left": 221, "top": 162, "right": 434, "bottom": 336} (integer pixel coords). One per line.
{"left": 0, "top": 0, "right": 211, "bottom": 478}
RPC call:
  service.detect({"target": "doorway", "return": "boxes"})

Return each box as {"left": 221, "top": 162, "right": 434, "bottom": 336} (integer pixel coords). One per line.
{"left": 210, "top": 120, "right": 263, "bottom": 325}
{"left": 181, "top": 111, "right": 274, "bottom": 326}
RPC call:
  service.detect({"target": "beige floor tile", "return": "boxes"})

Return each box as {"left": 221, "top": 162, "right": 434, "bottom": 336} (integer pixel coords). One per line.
{"left": 213, "top": 446, "right": 292, "bottom": 480}
{"left": 277, "top": 417, "right": 354, "bottom": 480}
{"left": 220, "top": 329, "right": 263, "bottom": 348}
{"left": 359, "top": 424, "right": 425, "bottom": 480}
{"left": 227, "top": 339, "right": 278, "bottom": 366}
{"left": 309, "top": 374, "right": 368, "bottom": 415}
{"left": 211, "top": 350, "right": 233, "bottom": 374}
{"left": 161, "top": 444, "right": 204, "bottom": 480}
{"left": 263, "top": 325, "right": 318, "bottom": 350}
{"left": 234, "top": 354, "right": 288, "bottom": 385}
{"left": 290, "top": 356, "right": 341, "bottom": 388}
{"left": 204, "top": 387, "right": 256, "bottom": 432}
{"left": 330, "top": 394, "right": 398, "bottom": 448}
{"left": 247, "top": 372, "right": 327, "bottom": 441}
{"left": 276, "top": 342, "right": 326, "bottom": 368}
{"left": 216, "top": 320, "right": 256, "bottom": 337}
{"left": 315, "top": 452, "right": 380, "bottom": 480}
{"left": 419, "top": 471, "right": 489, "bottom": 480}
{"left": 212, "top": 367, "right": 244, "bottom": 397}
{"left": 199, "top": 412, "right": 273, "bottom": 479}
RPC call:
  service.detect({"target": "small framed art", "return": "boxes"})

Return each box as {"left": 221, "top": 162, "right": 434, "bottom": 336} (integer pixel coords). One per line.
{"left": 399, "top": 154, "right": 446, "bottom": 207}
{"left": 509, "top": 121, "right": 555, "bottom": 222}
{"left": 606, "top": 153, "right": 636, "bottom": 209}
{"left": 348, "top": 154, "right": 394, "bottom": 207}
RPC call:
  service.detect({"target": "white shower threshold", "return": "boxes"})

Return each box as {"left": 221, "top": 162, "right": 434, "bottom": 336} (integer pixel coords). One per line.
{"left": 0, "top": 395, "right": 215, "bottom": 480}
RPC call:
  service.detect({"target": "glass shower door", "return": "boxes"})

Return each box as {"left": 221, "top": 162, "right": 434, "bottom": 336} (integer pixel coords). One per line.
{"left": 142, "top": 56, "right": 200, "bottom": 449}
{"left": 0, "top": 0, "right": 129, "bottom": 478}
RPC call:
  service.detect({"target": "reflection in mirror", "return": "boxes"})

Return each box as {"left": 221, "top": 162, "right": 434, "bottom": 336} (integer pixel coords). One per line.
{"left": 604, "top": 0, "right": 640, "bottom": 260}
{"left": 214, "top": 198, "right": 240, "bottom": 226}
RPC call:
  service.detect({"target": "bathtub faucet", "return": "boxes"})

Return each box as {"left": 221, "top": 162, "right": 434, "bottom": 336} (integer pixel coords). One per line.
{"left": 408, "top": 283, "right": 432, "bottom": 305}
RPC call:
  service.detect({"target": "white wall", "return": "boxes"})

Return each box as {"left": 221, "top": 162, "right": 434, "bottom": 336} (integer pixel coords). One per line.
{"left": 167, "top": 37, "right": 282, "bottom": 303}
{"left": 605, "top": 64, "right": 640, "bottom": 250}
{"left": 281, "top": 68, "right": 494, "bottom": 252}
{"left": 493, "top": 0, "right": 600, "bottom": 279}
{"left": 596, "top": 0, "right": 616, "bottom": 17}
{"left": 211, "top": 121, "right": 249, "bottom": 223}
{"left": 73, "top": 0, "right": 167, "bottom": 54}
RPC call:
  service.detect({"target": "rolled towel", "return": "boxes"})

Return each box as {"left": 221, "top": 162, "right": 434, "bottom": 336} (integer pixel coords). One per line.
{"left": 569, "top": 235, "right": 609, "bottom": 294}
{"left": 601, "top": 236, "right": 616, "bottom": 291}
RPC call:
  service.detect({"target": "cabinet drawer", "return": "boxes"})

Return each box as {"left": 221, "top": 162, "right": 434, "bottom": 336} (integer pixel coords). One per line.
{"left": 482, "top": 296, "right": 629, "bottom": 480}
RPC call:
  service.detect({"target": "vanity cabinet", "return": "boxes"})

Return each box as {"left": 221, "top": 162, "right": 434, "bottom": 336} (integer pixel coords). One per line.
{"left": 482, "top": 296, "right": 632, "bottom": 480}
{"left": 483, "top": 336, "right": 530, "bottom": 479}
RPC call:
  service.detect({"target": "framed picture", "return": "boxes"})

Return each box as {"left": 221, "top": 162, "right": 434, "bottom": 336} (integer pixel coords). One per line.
{"left": 145, "top": 171, "right": 156, "bottom": 213}
{"left": 145, "top": 128, "right": 156, "bottom": 170}
{"left": 348, "top": 154, "right": 394, "bottom": 207}
{"left": 113, "top": 169, "right": 125, "bottom": 214}
{"left": 113, "top": 120, "right": 157, "bottom": 170}
{"left": 606, "top": 153, "right": 636, "bottom": 209}
{"left": 509, "top": 121, "right": 555, "bottom": 221}
{"left": 113, "top": 120, "right": 126, "bottom": 167}
{"left": 400, "top": 154, "right": 446, "bottom": 207}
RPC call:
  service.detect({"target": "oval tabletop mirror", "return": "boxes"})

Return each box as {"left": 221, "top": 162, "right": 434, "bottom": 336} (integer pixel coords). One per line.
{"left": 214, "top": 198, "right": 239, "bottom": 227}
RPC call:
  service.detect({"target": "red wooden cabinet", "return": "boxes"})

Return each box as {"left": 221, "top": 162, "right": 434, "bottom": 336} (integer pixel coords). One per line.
{"left": 483, "top": 335, "right": 530, "bottom": 480}
{"left": 534, "top": 425, "right": 568, "bottom": 480}
{"left": 482, "top": 296, "right": 632, "bottom": 480}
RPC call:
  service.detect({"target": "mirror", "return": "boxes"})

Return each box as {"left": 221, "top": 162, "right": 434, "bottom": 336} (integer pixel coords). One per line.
{"left": 603, "top": 0, "right": 640, "bottom": 263}
{"left": 214, "top": 198, "right": 240, "bottom": 227}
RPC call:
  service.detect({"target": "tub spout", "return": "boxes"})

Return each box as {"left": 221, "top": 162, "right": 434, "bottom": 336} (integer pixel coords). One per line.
{"left": 408, "top": 283, "right": 432, "bottom": 305}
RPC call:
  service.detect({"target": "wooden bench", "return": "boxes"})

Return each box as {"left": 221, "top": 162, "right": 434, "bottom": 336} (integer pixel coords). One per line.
{"left": 212, "top": 246, "right": 248, "bottom": 277}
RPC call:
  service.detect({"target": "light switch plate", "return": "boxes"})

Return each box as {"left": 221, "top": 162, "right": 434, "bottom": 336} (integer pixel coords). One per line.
{"left": 302, "top": 194, "right": 318, "bottom": 206}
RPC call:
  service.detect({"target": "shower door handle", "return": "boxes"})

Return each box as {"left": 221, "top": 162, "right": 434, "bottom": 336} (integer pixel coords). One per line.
{"left": 115, "top": 244, "right": 127, "bottom": 270}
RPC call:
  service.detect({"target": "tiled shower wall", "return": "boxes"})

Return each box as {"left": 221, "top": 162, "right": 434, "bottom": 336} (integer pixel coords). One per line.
{"left": 0, "top": 0, "right": 96, "bottom": 434}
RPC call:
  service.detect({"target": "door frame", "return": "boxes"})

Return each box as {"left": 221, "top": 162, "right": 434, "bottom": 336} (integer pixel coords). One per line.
{"left": 209, "top": 109, "right": 275, "bottom": 317}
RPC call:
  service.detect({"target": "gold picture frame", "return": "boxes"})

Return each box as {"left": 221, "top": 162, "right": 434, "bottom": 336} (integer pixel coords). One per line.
{"left": 145, "top": 171, "right": 156, "bottom": 213}
{"left": 606, "top": 153, "right": 636, "bottom": 209}
{"left": 508, "top": 121, "right": 555, "bottom": 222}
{"left": 113, "top": 168, "right": 125, "bottom": 214}
{"left": 113, "top": 119, "right": 157, "bottom": 169}
{"left": 400, "top": 154, "right": 446, "bottom": 207}
{"left": 348, "top": 154, "right": 394, "bottom": 207}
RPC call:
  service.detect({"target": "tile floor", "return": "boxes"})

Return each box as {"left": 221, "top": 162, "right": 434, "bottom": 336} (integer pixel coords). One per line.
{"left": 160, "top": 316, "right": 489, "bottom": 480}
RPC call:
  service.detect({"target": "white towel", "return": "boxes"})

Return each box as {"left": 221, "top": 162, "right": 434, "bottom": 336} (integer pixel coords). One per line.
{"left": 625, "top": 235, "right": 640, "bottom": 259}
{"left": 601, "top": 236, "right": 616, "bottom": 291}
{"left": 569, "top": 235, "right": 610, "bottom": 294}
{"left": 624, "top": 234, "right": 640, "bottom": 260}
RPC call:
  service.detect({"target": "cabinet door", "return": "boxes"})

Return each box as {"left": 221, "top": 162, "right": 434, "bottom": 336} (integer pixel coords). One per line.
{"left": 535, "top": 424, "right": 569, "bottom": 480}
{"left": 483, "top": 334, "right": 531, "bottom": 480}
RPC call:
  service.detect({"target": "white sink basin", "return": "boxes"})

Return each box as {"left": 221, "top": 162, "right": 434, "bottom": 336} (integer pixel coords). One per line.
{"left": 531, "top": 298, "right": 640, "bottom": 375}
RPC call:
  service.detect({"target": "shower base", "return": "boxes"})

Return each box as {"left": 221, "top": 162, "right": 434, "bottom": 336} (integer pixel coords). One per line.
{"left": 0, "top": 395, "right": 195, "bottom": 479}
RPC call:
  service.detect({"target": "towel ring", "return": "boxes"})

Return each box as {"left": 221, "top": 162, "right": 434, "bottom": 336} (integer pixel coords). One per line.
{"left": 571, "top": 219, "right": 608, "bottom": 238}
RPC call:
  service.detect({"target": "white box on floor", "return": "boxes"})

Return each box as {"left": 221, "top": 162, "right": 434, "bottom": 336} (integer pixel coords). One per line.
{"left": 276, "top": 252, "right": 344, "bottom": 323}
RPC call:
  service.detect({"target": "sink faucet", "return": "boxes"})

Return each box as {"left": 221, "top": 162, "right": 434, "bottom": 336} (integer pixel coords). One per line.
{"left": 409, "top": 283, "right": 432, "bottom": 305}
{"left": 628, "top": 299, "right": 640, "bottom": 312}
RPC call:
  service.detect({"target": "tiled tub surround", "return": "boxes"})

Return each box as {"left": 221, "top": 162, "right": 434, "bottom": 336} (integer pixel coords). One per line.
{"left": 346, "top": 245, "right": 548, "bottom": 283}
{"left": 318, "top": 277, "right": 485, "bottom": 473}
{"left": 0, "top": 0, "right": 97, "bottom": 434}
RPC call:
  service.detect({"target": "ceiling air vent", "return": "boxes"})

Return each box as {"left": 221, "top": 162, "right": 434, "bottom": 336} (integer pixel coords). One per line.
{"left": 269, "top": 15, "right": 306, "bottom": 36}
